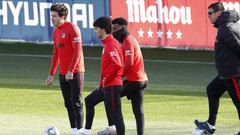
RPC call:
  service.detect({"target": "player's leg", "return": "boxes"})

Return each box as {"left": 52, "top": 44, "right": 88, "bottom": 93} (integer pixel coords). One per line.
{"left": 104, "top": 86, "right": 125, "bottom": 135}
{"left": 206, "top": 76, "right": 226, "bottom": 126}
{"left": 85, "top": 87, "right": 105, "bottom": 129}
{"left": 101, "top": 79, "right": 130, "bottom": 127}
{"left": 225, "top": 77, "right": 240, "bottom": 135}
{"left": 195, "top": 76, "right": 226, "bottom": 134}
{"left": 79, "top": 87, "right": 105, "bottom": 135}
{"left": 97, "top": 80, "right": 131, "bottom": 135}
{"left": 225, "top": 77, "right": 240, "bottom": 119}
{"left": 104, "top": 104, "right": 115, "bottom": 125}
{"left": 69, "top": 72, "right": 84, "bottom": 129}
{"left": 59, "top": 74, "right": 77, "bottom": 132}
{"left": 128, "top": 81, "right": 147, "bottom": 135}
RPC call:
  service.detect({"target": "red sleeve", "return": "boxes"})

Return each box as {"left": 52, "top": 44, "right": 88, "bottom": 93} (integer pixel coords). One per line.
{"left": 99, "top": 74, "right": 103, "bottom": 87}
{"left": 123, "top": 39, "right": 134, "bottom": 76}
{"left": 99, "top": 48, "right": 104, "bottom": 87}
{"left": 68, "top": 24, "right": 82, "bottom": 72}
{"left": 104, "top": 46, "right": 122, "bottom": 85}
{"left": 49, "top": 42, "right": 59, "bottom": 76}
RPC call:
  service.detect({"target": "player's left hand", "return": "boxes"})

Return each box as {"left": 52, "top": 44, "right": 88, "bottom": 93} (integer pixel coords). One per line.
{"left": 65, "top": 71, "right": 73, "bottom": 81}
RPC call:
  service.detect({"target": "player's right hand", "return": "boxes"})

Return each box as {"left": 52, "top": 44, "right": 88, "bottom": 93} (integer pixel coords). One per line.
{"left": 46, "top": 75, "right": 54, "bottom": 86}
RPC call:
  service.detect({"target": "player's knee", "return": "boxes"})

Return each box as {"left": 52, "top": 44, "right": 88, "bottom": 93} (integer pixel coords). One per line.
{"left": 84, "top": 96, "right": 93, "bottom": 107}
{"left": 206, "top": 84, "right": 214, "bottom": 97}
{"left": 64, "top": 100, "right": 72, "bottom": 109}
{"left": 65, "top": 103, "right": 74, "bottom": 112}
{"left": 72, "top": 101, "right": 83, "bottom": 110}
{"left": 133, "top": 108, "right": 144, "bottom": 117}
{"left": 85, "top": 94, "right": 100, "bottom": 109}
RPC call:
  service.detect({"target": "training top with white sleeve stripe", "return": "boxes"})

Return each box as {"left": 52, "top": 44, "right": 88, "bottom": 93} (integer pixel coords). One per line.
{"left": 49, "top": 21, "right": 85, "bottom": 75}
{"left": 122, "top": 35, "right": 148, "bottom": 81}
{"left": 99, "top": 34, "right": 123, "bottom": 87}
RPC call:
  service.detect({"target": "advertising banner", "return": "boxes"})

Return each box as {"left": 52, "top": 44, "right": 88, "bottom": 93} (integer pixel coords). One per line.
{"left": 0, "top": 0, "right": 109, "bottom": 44}
{"left": 0, "top": 0, "right": 240, "bottom": 49}
{"left": 110, "top": 0, "right": 240, "bottom": 49}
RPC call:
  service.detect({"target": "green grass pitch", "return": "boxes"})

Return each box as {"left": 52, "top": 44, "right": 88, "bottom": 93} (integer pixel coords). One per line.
{"left": 0, "top": 43, "right": 239, "bottom": 135}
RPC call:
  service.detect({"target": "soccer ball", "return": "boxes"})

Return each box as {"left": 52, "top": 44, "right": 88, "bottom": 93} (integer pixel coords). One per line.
{"left": 192, "top": 127, "right": 207, "bottom": 135}
{"left": 43, "top": 126, "right": 60, "bottom": 135}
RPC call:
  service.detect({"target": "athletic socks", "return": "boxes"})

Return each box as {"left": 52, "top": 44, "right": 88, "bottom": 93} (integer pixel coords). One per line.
{"left": 71, "top": 128, "right": 78, "bottom": 134}
{"left": 109, "top": 125, "right": 116, "bottom": 130}
{"left": 207, "top": 122, "right": 215, "bottom": 129}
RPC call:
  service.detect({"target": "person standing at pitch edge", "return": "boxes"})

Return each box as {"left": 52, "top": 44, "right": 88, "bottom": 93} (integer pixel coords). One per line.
{"left": 46, "top": 3, "right": 85, "bottom": 135}
{"left": 97, "top": 17, "right": 148, "bottom": 135}
{"left": 194, "top": 2, "right": 240, "bottom": 135}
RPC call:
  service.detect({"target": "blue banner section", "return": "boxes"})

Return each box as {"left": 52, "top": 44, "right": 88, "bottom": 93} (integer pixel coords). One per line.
{"left": 0, "top": 0, "right": 110, "bottom": 44}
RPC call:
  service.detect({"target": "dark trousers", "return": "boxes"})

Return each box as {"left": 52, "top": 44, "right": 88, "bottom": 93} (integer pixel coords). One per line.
{"left": 85, "top": 85, "right": 125, "bottom": 135}
{"left": 119, "top": 80, "right": 147, "bottom": 135}
{"left": 84, "top": 87, "right": 105, "bottom": 129}
{"left": 104, "top": 86, "right": 125, "bottom": 135}
{"left": 84, "top": 80, "right": 147, "bottom": 135}
{"left": 207, "top": 76, "right": 240, "bottom": 125}
{"left": 59, "top": 72, "right": 84, "bottom": 129}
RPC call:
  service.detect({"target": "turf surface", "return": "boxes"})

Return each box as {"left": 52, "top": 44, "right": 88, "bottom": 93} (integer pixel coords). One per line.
{"left": 0, "top": 43, "right": 239, "bottom": 135}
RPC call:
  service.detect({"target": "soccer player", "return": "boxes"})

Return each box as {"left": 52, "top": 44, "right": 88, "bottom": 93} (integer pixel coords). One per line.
{"left": 45, "top": 3, "right": 85, "bottom": 135}
{"left": 97, "top": 17, "right": 148, "bottom": 135}
{"left": 194, "top": 2, "right": 240, "bottom": 135}
{"left": 79, "top": 17, "right": 125, "bottom": 135}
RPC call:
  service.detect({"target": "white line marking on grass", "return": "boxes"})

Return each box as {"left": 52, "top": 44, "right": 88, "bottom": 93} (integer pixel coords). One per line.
{"left": 0, "top": 53, "right": 214, "bottom": 65}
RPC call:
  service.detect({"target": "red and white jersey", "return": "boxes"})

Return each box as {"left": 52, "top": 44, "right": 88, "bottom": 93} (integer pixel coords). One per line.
{"left": 122, "top": 35, "right": 148, "bottom": 81}
{"left": 50, "top": 21, "right": 85, "bottom": 75}
{"left": 100, "top": 35, "right": 123, "bottom": 87}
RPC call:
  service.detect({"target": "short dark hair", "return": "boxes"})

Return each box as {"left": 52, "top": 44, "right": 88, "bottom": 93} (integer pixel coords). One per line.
{"left": 93, "top": 17, "right": 112, "bottom": 34}
{"left": 112, "top": 17, "right": 128, "bottom": 26}
{"left": 50, "top": 3, "right": 68, "bottom": 19}
{"left": 208, "top": 2, "right": 225, "bottom": 12}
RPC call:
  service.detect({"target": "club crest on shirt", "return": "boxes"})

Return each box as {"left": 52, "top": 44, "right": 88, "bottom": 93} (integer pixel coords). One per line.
{"left": 61, "top": 32, "right": 66, "bottom": 38}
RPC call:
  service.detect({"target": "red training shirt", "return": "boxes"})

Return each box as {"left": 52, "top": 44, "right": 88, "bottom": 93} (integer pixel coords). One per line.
{"left": 49, "top": 22, "right": 85, "bottom": 75}
{"left": 100, "top": 35, "right": 123, "bottom": 87}
{"left": 122, "top": 35, "right": 148, "bottom": 81}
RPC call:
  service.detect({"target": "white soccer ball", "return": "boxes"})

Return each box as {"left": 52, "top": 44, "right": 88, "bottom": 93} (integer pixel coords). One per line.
{"left": 43, "top": 126, "right": 60, "bottom": 135}
{"left": 192, "top": 127, "right": 207, "bottom": 135}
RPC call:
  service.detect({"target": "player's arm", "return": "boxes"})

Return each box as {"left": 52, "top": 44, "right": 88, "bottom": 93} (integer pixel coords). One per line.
{"left": 123, "top": 40, "right": 134, "bottom": 76}
{"left": 99, "top": 73, "right": 103, "bottom": 87}
{"left": 66, "top": 24, "right": 82, "bottom": 80}
{"left": 103, "top": 47, "right": 122, "bottom": 85}
{"left": 46, "top": 42, "right": 59, "bottom": 85}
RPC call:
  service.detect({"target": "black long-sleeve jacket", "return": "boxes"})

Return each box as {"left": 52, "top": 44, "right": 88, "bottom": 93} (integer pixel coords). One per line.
{"left": 214, "top": 10, "right": 240, "bottom": 79}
